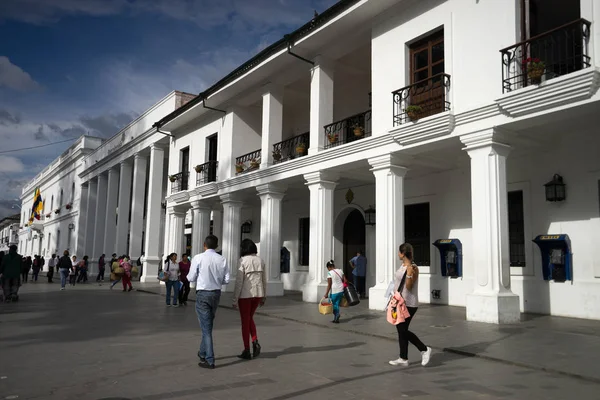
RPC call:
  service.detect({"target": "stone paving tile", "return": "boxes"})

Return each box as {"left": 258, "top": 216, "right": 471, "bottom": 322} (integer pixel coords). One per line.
{"left": 1, "top": 285, "right": 599, "bottom": 400}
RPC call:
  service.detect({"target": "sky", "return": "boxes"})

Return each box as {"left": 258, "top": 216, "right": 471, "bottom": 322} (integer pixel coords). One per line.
{"left": 0, "top": 0, "right": 337, "bottom": 219}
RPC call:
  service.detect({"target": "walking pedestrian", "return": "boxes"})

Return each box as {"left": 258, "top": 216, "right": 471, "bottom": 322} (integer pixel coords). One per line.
{"left": 21, "top": 256, "right": 32, "bottom": 283}
{"left": 97, "top": 254, "right": 106, "bottom": 284}
{"left": 77, "top": 256, "right": 89, "bottom": 283}
{"left": 32, "top": 255, "right": 41, "bottom": 282}
{"left": 47, "top": 254, "right": 55, "bottom": 283}
{"left": 388, "top": 243, "right": 432, "bottom": 367}
{"left": 323, "top": 260, "right": 347, "bottom": 323}
{"left": 349, "top": 250, "right": 367, "bottom": 298}
{"left": 69, "top": 255, "right": 78, "bottom": 286}
{"left": 178, "top": 254, "right": 191, "bottom": 306}
{"left": 188, "top": 235, "right": 229, "bottom": 369}
{"left": 232, "top": 239, "right": 266, "bottom": 360}
{"left": 57, "top": 250, "right": 71, "bottom": 290}
{"left": 120, "top": 256, "right": 133, "bottom": 292}
{"left": 0, "top": 245, "right": 22, "bottom": 302}
{"left": 163, "top": 253, "right": 180, "bottom": 306}
{"left": 110, "top": 255, "right": 122, "bottom": 289}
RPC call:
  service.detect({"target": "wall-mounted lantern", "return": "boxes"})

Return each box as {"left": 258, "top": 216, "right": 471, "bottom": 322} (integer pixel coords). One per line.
{"left": 241, "top": 220, "right": 252, "bottom": 234}
{"left": 68, "top": 223, "right": 75, "bottom": 230}
{"left": 544, "top": 174, "right": 566, "bottom": 202}
{"left": 364, "top": 205, "right": 376, "bottom": 226}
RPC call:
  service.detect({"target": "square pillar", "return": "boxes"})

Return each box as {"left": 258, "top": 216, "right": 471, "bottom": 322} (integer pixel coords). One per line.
{"left": 257, "top": 183, "right": 286, "bottom": 296}
{"left": 303, "top": 172, "right": 337, "bottom": 302}
{"left": 103, "top": 167, "right": 120, "bottom": 256}
{"left": 170, "top": 206, "right": 188, "bottom": 258}
{"left": 220, "top": 194, "right": 243, "bottom": 292}
{"left": 368, "top": 154, "right": 407, "bottom": 310}
{"left": 115, "top": 160, "right": 133, "bottom": 256}
{"left": 129, "top": 153, "right": 147, "bottom": 259}
{"left": 309, "top": 57, "right": 334, "bottom": 155}
{"left": 190, "top": 200, "right": 211, "bottom": 257}
{"left": 75, "top": 183, "right": 88, "bottom": 257}
{"left": 84, "top": 178, "right": 97, "bottom": 257}
{"left": 92, "top": 174, "right": 108, "bottom": 260}
{"left": 212, "top": 209, "right": 223, "bottom": 247}
{"left": 142, "top": 143, "right": 165, "bottom": 282}
{"left": 261, "top": 84, "right": 284, "bottom": 167}
{"left": 461, "top": 129, "right": 520, "bottom": 324}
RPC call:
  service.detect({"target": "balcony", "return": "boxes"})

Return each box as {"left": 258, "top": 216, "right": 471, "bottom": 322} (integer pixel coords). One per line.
{"left": 195, "top": 161, "right": 219, "bottom": 185}
{"left": 170, "top": 171, "right": 189, "bottom": 194}
{"left": 235, "top": 149, "right": 261, "bottom": 175}
{"left": 500, "top": 19, "right": 591, "bottom": 93}
{"left": 272, "top": 132, "right": 310, "bottom": 164}
{"left": 324, "top": 110, "right": 371, "bottom": 149}
{"left": 392, "top": 73, "right": 451, "bottom": 126}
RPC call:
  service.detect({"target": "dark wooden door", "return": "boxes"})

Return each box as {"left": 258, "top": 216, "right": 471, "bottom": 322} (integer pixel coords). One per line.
{"left": 343, "top": 210, "right": 365, "bottom": 279}
{"left": 180, "top": 147, "right": 190, "bottom": 190}
{"left": 409, "top": 31, "right": 445, "bottom": 118}
{"left": 207, "top": 135, "right": 218, "bottom": 182}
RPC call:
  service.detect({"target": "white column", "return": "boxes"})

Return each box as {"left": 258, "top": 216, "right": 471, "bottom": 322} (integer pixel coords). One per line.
{"left": 212, "top": 210, "right": 223, "bottom": 246}
{"left": 162, "top": 207, "right": 171, "bottom": 260}
{"left": 75, "top": 183, "right": 88, "bottom": 257}
{"left": 142, "top": 144, "right": 165, "bottom": 282}
{"left": 309, "top": 56, "right": 334, "bottom": 155}
{"left": 115, "top": 160, "right": 133, "bottom": 256}
{"left": 303, "top": 172, "right": 337, "bottom": 302}
{"left": 257, "top": 183, "right": 286, "bottom": 296}
{"left": 368, "top": 154, "right": 407, "bottom": 310}
{"left": 103, "top": 167, "right": 120, "bottom": 256}
{"left": 191, "top": 200, "right": 211, "bottom": 257}
{"left": 261, "top": 85, "right": 283, "bottom": 167}
{"left": 128, "top": 153, "right": 147, "bottom": 259}
{"left": 461, "top": 129, "right": 520, "bottom": 324}
{"left": 92, "top": 174, "right": 108, "bottom": 259}
{"left": 84, "top": 179, "right": 98, "bottom": 257}
{"left": 221, "top": 194, "right": 243, "bottom": 292}
{"left": 170, "top": 206, "right": 187, "bottom": 257}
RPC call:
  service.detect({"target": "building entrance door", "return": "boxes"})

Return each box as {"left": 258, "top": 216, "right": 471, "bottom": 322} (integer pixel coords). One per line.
{"left": 343, "top": 209, "right": 365, "bottom": 281}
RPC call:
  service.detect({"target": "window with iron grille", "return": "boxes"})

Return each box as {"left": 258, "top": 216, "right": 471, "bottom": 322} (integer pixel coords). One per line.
{"left": 404, "top": 203, "right": 431, "bottom": 266}
{"left": 298, "top": 218, "right": 310, "bottom": 266}
{"left": 508, "top": 190, "right": 526, "bottom": 266}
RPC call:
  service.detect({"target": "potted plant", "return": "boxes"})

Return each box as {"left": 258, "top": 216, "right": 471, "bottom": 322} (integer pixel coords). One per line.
{"left": 168, "top": 175, "right": 177, "bottom": 182}
{"left": 272, "top": 149, "right": 282, "bottom": 162}
{"left": 405, "top": 105, "right": 422, "bottom": 121}
{"left": 194, "top": 164, "right": 204, "bottom": 173}
{"left": 235, "top": 162, "right": 245, "bottom": 173}
{"left": 352, "top": 123, "right": 364, "bottom": 137}
{"left": 296, "top": 142, "right": 307, "bottom": 155}
{"left": 523, "top": 57, "right": 545, "bottom": 84}
{"left": 326, "top": 132, "right": 338, "bottom": 144}
{"left": 250, "top": 158, "right": 260, "bottom": 169}
{"left": 65, "top": 203, "right": 72, "bottom": 210}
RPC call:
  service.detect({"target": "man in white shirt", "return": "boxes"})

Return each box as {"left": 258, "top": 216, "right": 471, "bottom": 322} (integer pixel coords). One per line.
{"left": 187, "top": 234, "right": 229, "bottom": 369}
{"left": 47, "top": 254, "right": 56, "bottom": 283}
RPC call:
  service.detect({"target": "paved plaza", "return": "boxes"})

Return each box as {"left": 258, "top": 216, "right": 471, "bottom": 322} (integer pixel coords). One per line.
{"left": 1, "top": 283, "right": 599, "bottom": 400}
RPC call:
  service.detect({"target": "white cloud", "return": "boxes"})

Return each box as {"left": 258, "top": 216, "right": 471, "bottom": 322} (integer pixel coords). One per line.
{"left": 0, "top": 155, "right": 25, "bottom": 173}
{"left": 0, "top": 56, "right": 41, "bottom": 92}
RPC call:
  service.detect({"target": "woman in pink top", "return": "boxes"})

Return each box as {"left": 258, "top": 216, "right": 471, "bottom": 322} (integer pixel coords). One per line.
{"left": 178, "top": 254, "right": 191, "bottom": 306}
{"left": 120, "top": 256, "right": 133, "bottom": 292}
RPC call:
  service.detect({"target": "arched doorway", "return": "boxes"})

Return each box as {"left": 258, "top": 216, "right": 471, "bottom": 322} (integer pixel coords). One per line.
{"left": 343, "top": 209, "right": 366, "bottom": 280}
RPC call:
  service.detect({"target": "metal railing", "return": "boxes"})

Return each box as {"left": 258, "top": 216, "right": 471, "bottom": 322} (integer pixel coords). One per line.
{"left": 500, "top": 19, "right": 591, "bottom": 93}
{"left": 235, "top": 149, "right": 261, "bottom": 174}
{"left": 195, "top": 161, "right": 219, "bottom": 185}
{"left": 272, "top": 132, "right": 310, "bottom": 164}
{"left": 392, "top": 73, "right": 451, "bottom": 126}
{"left": 324, "top": 109, "right": 371, "bottom": 149}
{"left": 170, "top": 171, "right": 189, "bottom": 193}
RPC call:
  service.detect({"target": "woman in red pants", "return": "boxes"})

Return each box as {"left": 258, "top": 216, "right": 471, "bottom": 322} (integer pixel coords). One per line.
{"left": 232, "top": 239, "right": 266, "bottom": 360}
{"left": 120, "top": 256, "right": 133, "bottom": 292}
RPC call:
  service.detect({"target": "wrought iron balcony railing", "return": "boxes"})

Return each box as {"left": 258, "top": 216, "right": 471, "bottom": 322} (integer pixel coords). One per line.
{"left": 235, "top": 149, "right": 261, "bottom": 175}
{"left": 324, "top": 109, "right": 371, "bottom": 149}
{"left": 195, "top": 161, "right": 218, "bottom": 185}
{"left": 500, "top": 19, "right": 591, "bottom": 93}
{"left": 170, "top": 171, "right": 189, "bottom": 193}
{"left": 392, "top": 73, "right": 451, "bottom": 126}
{"left": 272, "top": 132, "right": 309, "bottom": 164}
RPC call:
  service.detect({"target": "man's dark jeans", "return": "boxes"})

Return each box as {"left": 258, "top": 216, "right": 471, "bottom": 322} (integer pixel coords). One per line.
{"left": 195, "top": 290, "right": 221, "bottom": 366}
{"left": 353, "top": 275, "right": 366, "bottom": 297}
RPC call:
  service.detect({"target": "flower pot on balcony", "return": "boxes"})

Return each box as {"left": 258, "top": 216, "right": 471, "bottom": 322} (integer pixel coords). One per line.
{"left": 353, "top": 127, "right": 364, "bottom": 137}
{"left": 273, "top": 151, "right": 282, "bottom": 162}
{"left": 296, "top": 144, "right": 307, "bottom": 155}
{"left": 327, "top": 136, "right": 337, "bottom": 144}
{"left": 407, "top": 111, "right": 419, "bottom": 121}
{"left": 250, "top": 161, "right": 260, "bottom": 169}
{"left": 236, "top": 165, "right": 245, "bottom": 174}
{"left": 528, "top": 67, "right": 544, "bottom": 84}
{"left": 194, "top": 165, "right": 204, "bottom": 173}
{"left": 168, "top": 175, "right": 177, "bottom": 182}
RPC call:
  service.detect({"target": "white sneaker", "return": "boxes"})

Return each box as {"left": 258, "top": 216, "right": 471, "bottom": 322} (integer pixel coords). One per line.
{"left": 421, "top": 347, "right": 432, "bottom": 366}
{"left": 60, "top": 287, "right": 65, "bottom": 291}
{"left": 389, "top": 358, "right": 409, "bottom": 366}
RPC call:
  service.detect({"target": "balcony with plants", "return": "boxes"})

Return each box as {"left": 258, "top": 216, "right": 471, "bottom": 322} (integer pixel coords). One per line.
{"left": 272, "top": 132, "right": 309, "bottom": 164}
{"left": 169, "top": 171, "right": 189, "bottom": 193}
{"left": 195, "top": 161, "right": 219, "bottom": 185}
{"left": 392, "top": 73, "right": 451, "bottom": 126}
{"left": 235, "top": 149, "right": 261, "bottom": 175}
{"left": 500, "top": 19, "right": 591, "bottom": 93}
{"left": 324, "top": 109, "right": 372, "bottom": 149}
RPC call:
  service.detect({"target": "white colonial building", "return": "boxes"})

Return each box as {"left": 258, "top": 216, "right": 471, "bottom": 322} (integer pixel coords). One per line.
{"left": 21, "top": 0, "right": 600, "bottom": 323}
{"left": 0, "top": 214, "right": 20, "bottom": 253}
